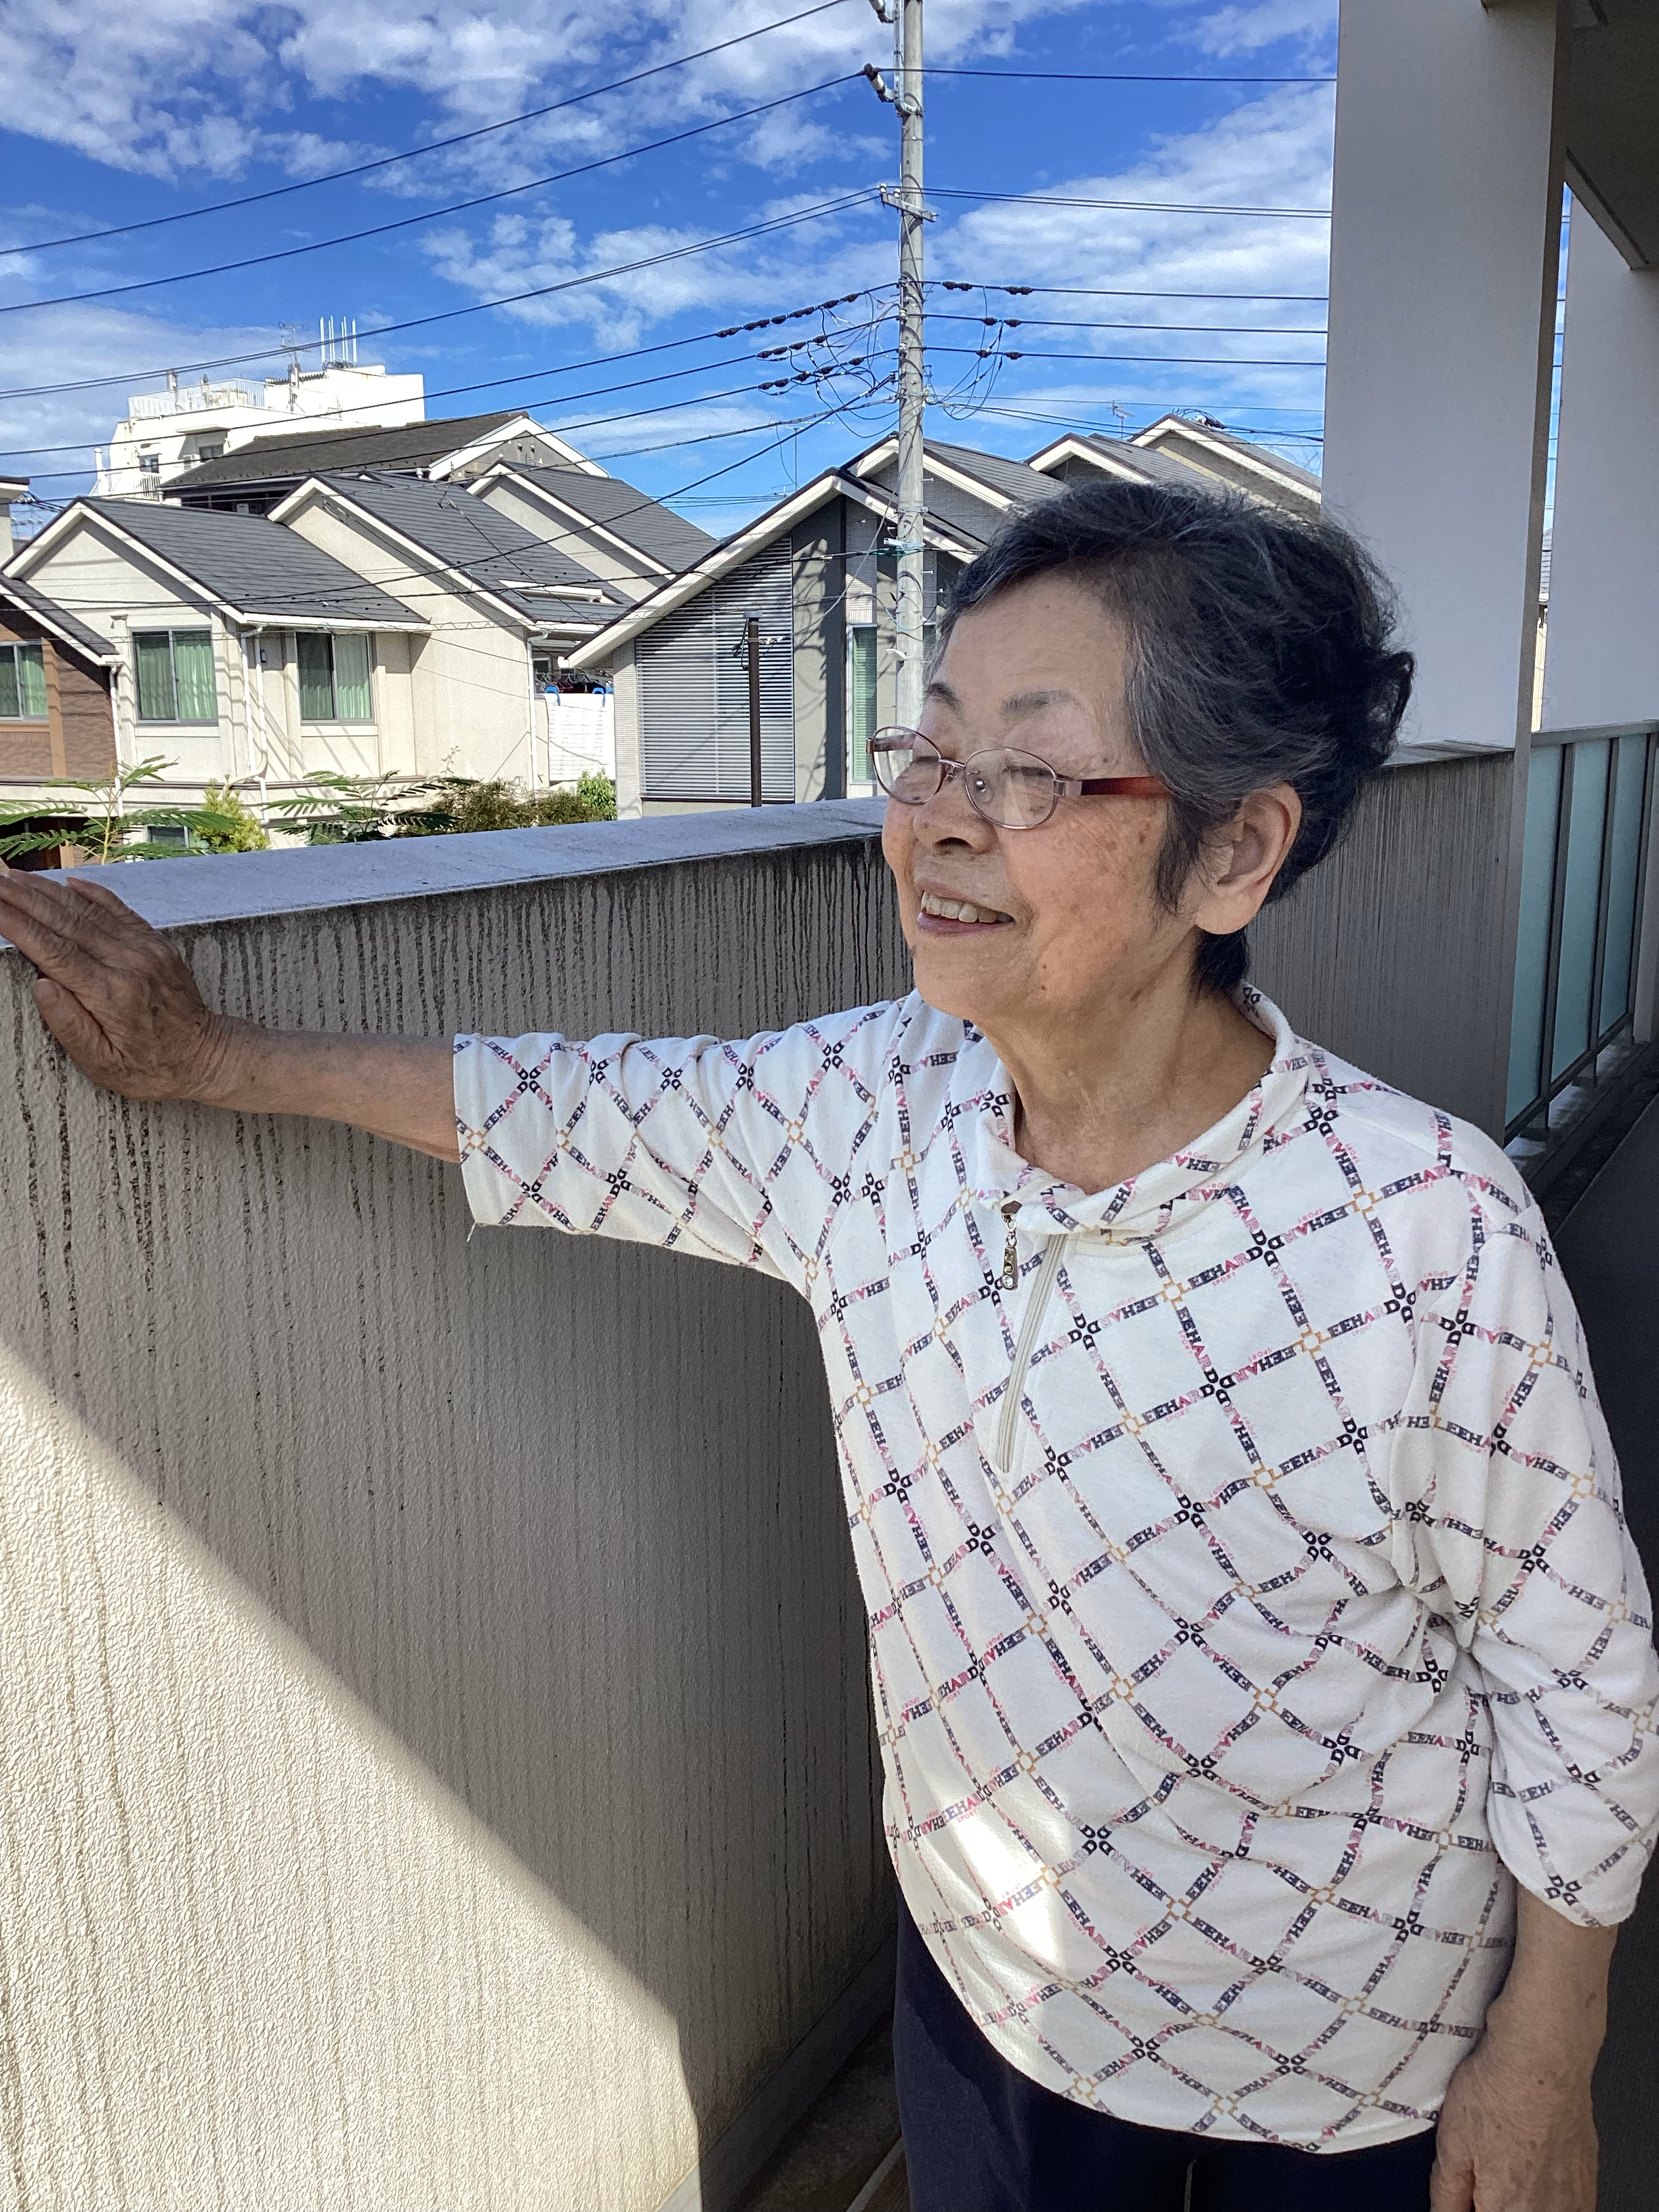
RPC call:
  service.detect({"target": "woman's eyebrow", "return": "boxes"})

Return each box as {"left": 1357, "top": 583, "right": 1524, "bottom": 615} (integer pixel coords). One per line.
{"left": 923, "top": 677, "right": 964, "bottom": 714}
{"left": 1001, "top": 687, "right": 1078, "bottom": 718}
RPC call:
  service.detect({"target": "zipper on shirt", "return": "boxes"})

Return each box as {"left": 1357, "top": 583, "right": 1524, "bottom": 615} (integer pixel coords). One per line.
{"left": 996, "top": 1212, "right": 1068, "bottom": 1475}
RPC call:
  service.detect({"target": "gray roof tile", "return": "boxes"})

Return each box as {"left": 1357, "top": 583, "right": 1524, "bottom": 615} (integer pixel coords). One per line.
{"left": 310, "top": 472, "right": 628, "bottom": 623}
{"left": 166, "top": 411, "right": 529, "bottom": 490}
{"left": 502, "top": 464, "right": 717, "bottom": 573}
{"left": 926, "top": 439, "right": 1065, "bottom": 507}
{"left": 79, "top": 497, "right": 426, "bottom": 626}
{"left": 0, "top": 570, "right": 119, "bottom": 663}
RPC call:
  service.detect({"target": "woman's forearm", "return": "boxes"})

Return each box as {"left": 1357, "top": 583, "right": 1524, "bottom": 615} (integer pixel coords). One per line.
{"left": 1484, "top": 1885, "right": 1616, "bottom": 2074}
{"left": 0, "top": 870, "right": 462, "bottom": 1160}
{"left": 199, "top": 1022, "right": 461, "bottom": 1158}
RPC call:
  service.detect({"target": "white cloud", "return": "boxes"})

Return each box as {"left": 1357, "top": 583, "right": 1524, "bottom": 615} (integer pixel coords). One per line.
{"left": 0, "top": 296, "right": 283, "bottom": 516}
{"left": 1170, "top": 0, "right": 1337, "bottom": 62}
{"left": 0, "top": 0, "right": 1088, "bottom": 185}
{"left": 926, "top": 82, "right": 1332, "bottom": 426}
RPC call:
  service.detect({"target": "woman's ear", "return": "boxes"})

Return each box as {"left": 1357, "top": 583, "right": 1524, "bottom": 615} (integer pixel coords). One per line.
{"left": 1186, "top": 784, "right": 1303, "bottom": 938}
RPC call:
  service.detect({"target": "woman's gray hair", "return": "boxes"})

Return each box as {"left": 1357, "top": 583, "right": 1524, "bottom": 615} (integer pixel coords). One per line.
{"left": 939, "top": 477, "right": 1414, "bottom": 994}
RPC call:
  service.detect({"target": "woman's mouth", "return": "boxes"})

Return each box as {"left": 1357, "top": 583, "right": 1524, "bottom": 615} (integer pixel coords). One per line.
{"left": 918, "top": 890, "right": 1013, "bottom": 931}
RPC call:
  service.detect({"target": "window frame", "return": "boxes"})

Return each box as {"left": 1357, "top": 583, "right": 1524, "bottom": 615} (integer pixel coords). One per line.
{"left": 132, "top": 627, "right": 219, "bottom": 724}
{"left": 295, "top": 630, "right": 375, "bottom": 724}
{"left": 0, "top": 639, "right": 48, "bottom": 722}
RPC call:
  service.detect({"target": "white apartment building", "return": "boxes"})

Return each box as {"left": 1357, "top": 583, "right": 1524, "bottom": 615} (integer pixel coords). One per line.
{"left": 95, "top": 330, "right": 426, "bottom": 501}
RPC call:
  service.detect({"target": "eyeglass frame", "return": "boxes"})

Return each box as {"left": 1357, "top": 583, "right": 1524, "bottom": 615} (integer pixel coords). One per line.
{"left": 867, "top": 726, "right": 1170, "bottom": 830}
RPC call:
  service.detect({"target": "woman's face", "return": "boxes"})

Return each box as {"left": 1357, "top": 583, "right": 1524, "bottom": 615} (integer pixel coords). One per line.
{"left": 882, "top": 573, "right": 1199, "bottom": 1038}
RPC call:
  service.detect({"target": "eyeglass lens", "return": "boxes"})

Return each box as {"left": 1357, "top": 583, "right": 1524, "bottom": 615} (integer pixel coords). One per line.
{"left": 869, "top": 731, "right": 1059, "bottom": 831}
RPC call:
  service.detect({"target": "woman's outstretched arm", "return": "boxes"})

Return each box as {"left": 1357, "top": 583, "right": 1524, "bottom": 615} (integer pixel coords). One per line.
{"left": 0, "top": 870, "right": 460, "bottom": 1161}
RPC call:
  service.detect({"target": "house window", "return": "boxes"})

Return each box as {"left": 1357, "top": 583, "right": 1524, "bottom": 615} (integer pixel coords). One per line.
{"left": 848, "top": 627, "right": 878, "bottom": 787}
{"left": 138, "top": 453, "right": 161, "bottom": 476}
{"left": 846, "top": 621, "right": 935, "bottom": 789}
{"left": 0, "top": 640, "right": 47, "bottom": 720}
{"left": 134, "top": 630, "right": 218, "bottom": 722}
{"left": 297, "top": 632, "right": 373, "bottom": 721}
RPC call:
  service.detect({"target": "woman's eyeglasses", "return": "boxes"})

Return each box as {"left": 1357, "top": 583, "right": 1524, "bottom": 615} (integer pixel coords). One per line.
{"left": 868, "top": 728, "right": 1170, "bottom": 832}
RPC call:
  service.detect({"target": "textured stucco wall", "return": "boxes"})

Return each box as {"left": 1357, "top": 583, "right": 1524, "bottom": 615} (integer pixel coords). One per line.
{"left": 0, "top": 823, "right": 908, "bottom": 2212}
{"left": 1253, "top": 749, "right": 1517, "bottom": 1135}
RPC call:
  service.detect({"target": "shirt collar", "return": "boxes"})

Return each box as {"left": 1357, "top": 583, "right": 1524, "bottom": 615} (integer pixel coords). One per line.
{"left": 965, "top": 990, "right": 1314, "bottom": 1241}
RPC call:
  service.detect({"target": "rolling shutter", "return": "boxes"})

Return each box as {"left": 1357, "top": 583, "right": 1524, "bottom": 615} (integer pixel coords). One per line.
{"left": 636, "top": 550, "right": 795, "bottom": 800}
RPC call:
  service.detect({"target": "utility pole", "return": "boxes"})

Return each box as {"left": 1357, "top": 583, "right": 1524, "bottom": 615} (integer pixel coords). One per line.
{"left": 744, "top": 614, "right": 763, "bottom": 806}
{"left": 866, "top": 0, "right": 928, "bottom": 731}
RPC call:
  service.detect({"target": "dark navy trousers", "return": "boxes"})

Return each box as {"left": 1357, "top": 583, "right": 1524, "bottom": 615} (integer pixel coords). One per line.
{"left": 893, "top": 1896, "right": 1439, "bottom": 2212}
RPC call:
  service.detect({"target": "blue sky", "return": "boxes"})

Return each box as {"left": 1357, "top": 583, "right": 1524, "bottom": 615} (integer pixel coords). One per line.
{"left": 0, "top": 0, "right": 1337, "bottom": 535}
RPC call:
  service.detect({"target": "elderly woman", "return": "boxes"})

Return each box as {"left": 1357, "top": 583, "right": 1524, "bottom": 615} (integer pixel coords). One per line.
{"left": 1, "top": 481, "right": 1654, "bottom": 2212}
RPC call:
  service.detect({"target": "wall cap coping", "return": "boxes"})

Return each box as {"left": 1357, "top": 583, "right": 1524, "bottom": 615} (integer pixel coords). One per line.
{"left": 0, "top": 798, "right": 889, "bottom": 945}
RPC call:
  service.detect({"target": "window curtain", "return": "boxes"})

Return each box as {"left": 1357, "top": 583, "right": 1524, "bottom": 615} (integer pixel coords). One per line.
{"left": 297, "top": 633, "right": 335, "bottom": 720}
{"left": 1, "top": 642, "right": 47, "bottom": 719}
{"left": 848, "top": 626, "right": 878, "bottom": 785}
{"left": 332, "top": 632, "right": 371, "bottom": 719}
{"left": 171, "top": 631, "right": 217, "bottom": 722}
{"left": 134, "top": 632, "right": 176, "bottom": 722}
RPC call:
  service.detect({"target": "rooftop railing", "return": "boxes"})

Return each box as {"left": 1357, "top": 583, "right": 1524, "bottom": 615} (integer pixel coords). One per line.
{"left": 1505, "top": 723, "right": 1658, "bottom": 1168}
{"left": 125, "top": 382, "right": 263, "bottom": 422}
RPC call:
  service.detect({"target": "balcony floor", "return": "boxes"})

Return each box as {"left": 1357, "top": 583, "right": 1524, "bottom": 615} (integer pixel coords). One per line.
{"left": 1555, "top": 1091, "right": 1659, "bottom": 2212}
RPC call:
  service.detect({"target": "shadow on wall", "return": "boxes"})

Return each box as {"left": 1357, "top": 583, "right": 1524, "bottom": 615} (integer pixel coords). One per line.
{"left": 0, "top": 836, "right": 909, "bottom": 2211}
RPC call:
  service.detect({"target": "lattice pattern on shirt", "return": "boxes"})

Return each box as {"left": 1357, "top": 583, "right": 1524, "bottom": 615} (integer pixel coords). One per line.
{"left": 455, "top": 991, "right": 1659, "bottom": 2153}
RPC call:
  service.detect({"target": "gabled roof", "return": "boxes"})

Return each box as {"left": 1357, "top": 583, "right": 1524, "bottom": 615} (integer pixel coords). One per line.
{"left": 0, "top": 570, "right": 120, "bottom": 665}
{"left": 564, "top": 466, "right": 982, "bottom": 673}
{"left": 919, "top": 439, "right": 1065, "bottom": 508}
{"left": 846, "top": 434, "right": 1061, "bottom": 518}
{"left": 1131, "top": 414, "right": 1324, "bottom": 502}
{"left": 1024, "top": 432, "right": 1214, "bottom": 489}
{"left": 165, "top": 411, "right": 594, "bottom": 493}
{"left": 474, "top": 462, "right": 718, "bottom": 575}
{"left": 272, "top": 472, "right": 628, "bottom": 628}
{"left": 12, "top": 497, "right": 427, "bottom": 631}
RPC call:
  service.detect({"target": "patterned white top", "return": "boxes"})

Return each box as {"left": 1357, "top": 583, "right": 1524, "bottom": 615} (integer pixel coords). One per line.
{"left": 454, "top": 991, "right": 1659, "bottom": 2152}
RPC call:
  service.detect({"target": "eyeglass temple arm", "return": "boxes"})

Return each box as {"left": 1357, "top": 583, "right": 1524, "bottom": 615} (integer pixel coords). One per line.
{"left": 1063, "top": 775, "right": 1172, "bottom": 798}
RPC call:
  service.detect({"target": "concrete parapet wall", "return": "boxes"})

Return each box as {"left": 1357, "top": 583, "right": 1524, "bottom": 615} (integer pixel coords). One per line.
{"left": 0, "top": 767, "right": 1515, "bottom": 2207}
{"left": 0, "top": 805, "right": 907, "bottom": 2212}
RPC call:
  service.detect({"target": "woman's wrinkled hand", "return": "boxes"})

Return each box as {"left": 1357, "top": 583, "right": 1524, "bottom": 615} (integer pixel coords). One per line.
{"left": 1429, "top": 2026, "right": 1599, "bottom": 2212}
{"left": 0, "top": 870, "right": 241, "bottom": 1103}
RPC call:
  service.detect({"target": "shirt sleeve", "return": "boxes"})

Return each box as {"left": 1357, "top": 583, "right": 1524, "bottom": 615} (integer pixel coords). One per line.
{"left": 451, "top": 1002, "right": 902, "bottom": 1292}
{"left": 1389, "top": 1179, "right": 1659, "bottom": 1926}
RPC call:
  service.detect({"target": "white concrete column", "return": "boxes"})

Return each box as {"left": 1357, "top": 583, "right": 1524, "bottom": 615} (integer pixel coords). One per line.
{"left": 1322, "top": 0, "right": 1566, "bottom": 754}
{"left": 1541, "top": 203, "right": 1659, "bottom": 731}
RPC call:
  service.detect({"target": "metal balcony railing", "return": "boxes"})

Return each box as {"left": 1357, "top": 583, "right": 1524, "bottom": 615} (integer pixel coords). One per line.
{"left": 1506, "top": 722, "right": 1658, "bottom": 1152}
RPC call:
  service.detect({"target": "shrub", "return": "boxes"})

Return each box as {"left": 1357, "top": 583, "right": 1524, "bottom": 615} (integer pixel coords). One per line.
{"left": 195, "top": 781, "right": 270, "bottom": 851}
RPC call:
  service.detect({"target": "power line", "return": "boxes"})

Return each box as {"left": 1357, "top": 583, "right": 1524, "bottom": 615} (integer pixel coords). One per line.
{"left": 0, "top": 0, "right": 859, "bottom": 261}
{"left": 921, "top": 68, "right": 1334, "bottom": 83}
{"left": 928, "top": 187, "right": 1332, "bottom": 218}
{"left": 931, "top": 344, "right": 1325, "bottom": 368}
{"left": 0, "top": 291, "right": 880, "bottom": 408}
{"left": 1, "top": 80, "right": 863, "bottom": 316}
{"left": 0, "top": 282, "right": 1329, "bottom": 405}
{"left": 0, "top": 310, "right": 888, "bottom": 463}
{"left": 934, "top": 283, "right": 1328, "bottom": 301}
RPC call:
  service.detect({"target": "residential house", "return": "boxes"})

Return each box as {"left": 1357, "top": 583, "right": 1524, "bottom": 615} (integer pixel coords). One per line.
{"left": 468, "top": 462, "right": 718, "bottom": 606}
{"left": 1026, "top": 413, "right": 1322, "bottom": 514}
{"left": 166, "top": 411, "right": 600, "bottom": 518}
{"left": 0, "top": 476, "right": 29, "bottom": 558}
{"left": 5, "top": 497, "right": 428, "bottom": 813}
{"left": 564, "top": 436, "right": 1063, "bottom": 816}
{"left": 95, "top": 359, "right": 428, "bottom": 501}
{"left": 0, "top": 573, "right": 120, "bottom": 842}
{"left": 270, "top": 470, "right": 630, "bottom": 787}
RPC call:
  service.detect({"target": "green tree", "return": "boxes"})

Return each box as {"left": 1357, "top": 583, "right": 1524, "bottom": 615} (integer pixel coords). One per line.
{"left": 0, "top": 758, "right": 255, "bottom": 864}
{"left": 266, "top": 771, "right": 455, "bottom": 844}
